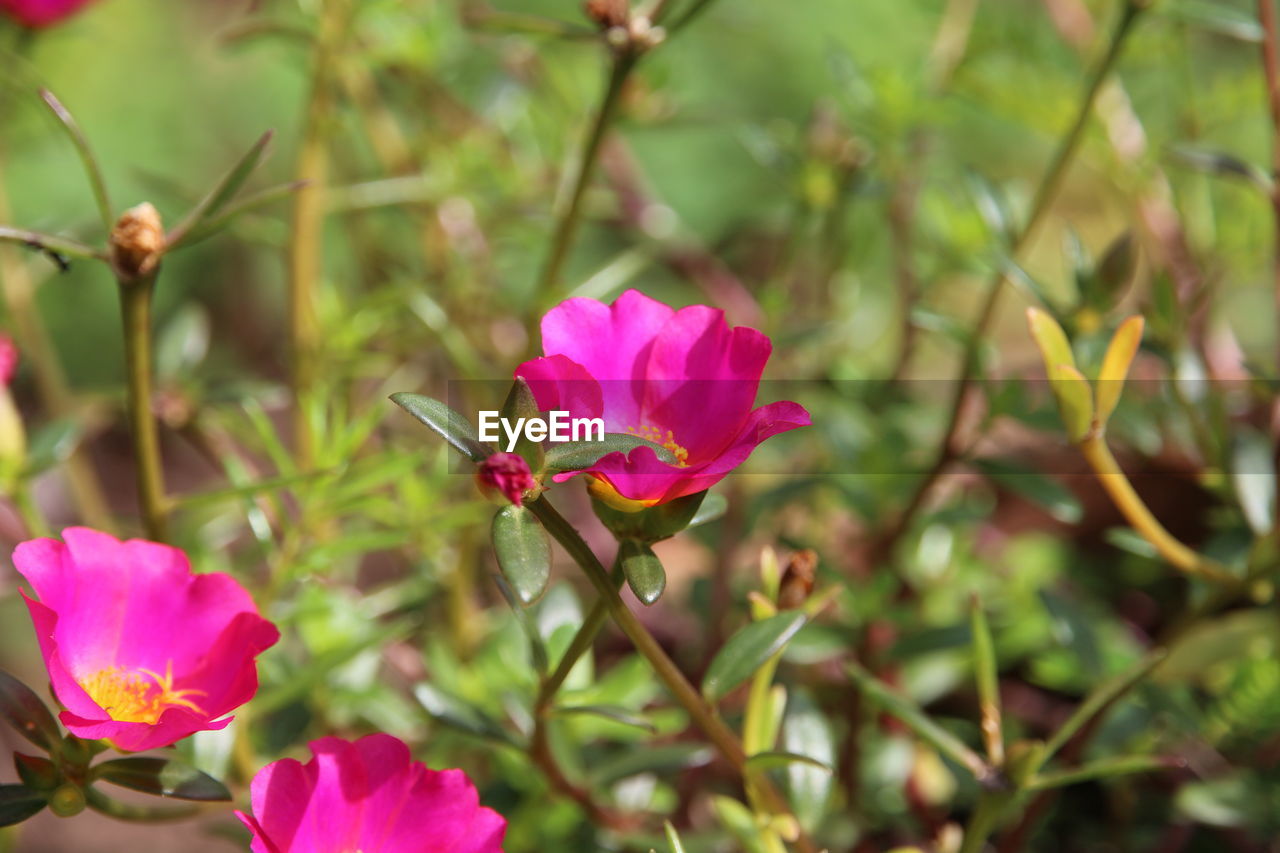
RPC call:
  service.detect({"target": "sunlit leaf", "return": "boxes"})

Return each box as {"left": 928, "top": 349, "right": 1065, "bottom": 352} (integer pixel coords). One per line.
{"left": 492, "top": 505, "right": 551, "bottom": 605}
{"left": 703, "top": 612, "right": 806, "bottom": 702}
{"left": 1095, "top": 315, "right": 1143, "bottom": 427}
{"left": 620, "top": 540, "right": 666, "bottom": 606}
{"left": 92, "top": 757, "right": 231, "bottom": 801}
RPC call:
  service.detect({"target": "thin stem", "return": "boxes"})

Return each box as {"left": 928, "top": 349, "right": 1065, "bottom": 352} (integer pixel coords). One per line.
{"left": 528, "top": 498, "right": 818, "bottom": 853}
{"left": 38, "top": 90, "right": 114, "bottom": 235}
{"left": 875, "top": 1, "right": 1146, "bottom": 555}
{"left": 0, "top": 226, "right": 107, "bottom": 262}
{"left": 538, "top": 592, "right": 613, "bottom": 707}
{"left": 287, "top": 0, "right": 350, "bottom": 469}
{"left": 666, "top": 0, "right": 722, "bottom": 35}
{"left": 534, "top": 51, "right": 638, "bottom": 308}
{"left": 1078, "top": 435, "right": 1234, "bottom": 585}
{"left": 118, "top": 275, "right": 168, "bottom": 541}
{"left": 959, "top": 792, "right": 1008, "bottom": 853}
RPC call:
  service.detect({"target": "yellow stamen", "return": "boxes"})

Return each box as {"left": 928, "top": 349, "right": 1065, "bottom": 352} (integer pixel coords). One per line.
{"left": 78, "top": 661, "right": 206, "bottom": 724}
{"left": 626, "top": 425, "right": 689, "bottom": 467}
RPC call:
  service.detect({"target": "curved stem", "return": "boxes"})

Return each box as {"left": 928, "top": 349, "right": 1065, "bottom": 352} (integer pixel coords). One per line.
{"left": 528, "top": 498, "right": 818, "bottom": 853}
{"left": 875, "top": 0, "right": 1146, "bottom": 555}
{"left": 1079, "top": 434, "right": 1235, "bottom": 585}
{"left": 538, "top": 584, "right": 615, "bottom": 708}
{"left": 118, "top": 274, "right": 168, "bottom": 541}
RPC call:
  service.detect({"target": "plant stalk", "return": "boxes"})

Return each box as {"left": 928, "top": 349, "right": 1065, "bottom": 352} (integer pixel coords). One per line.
{"left": 528, "top": 497, "right": 817, "bottom": 853}
{"left": 118, "top": 274, "right": 167, "bottom": 541}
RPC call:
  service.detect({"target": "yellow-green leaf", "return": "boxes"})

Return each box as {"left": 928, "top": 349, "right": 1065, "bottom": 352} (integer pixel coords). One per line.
{"left": 1048, "top": 363, "right": 1094, "bottom": 443}
{"left": 1095, "top": 315, "right": 1144, "bottom": 427}
{"left": 1026, "top": 308, "right": 1078, "bottom": 375}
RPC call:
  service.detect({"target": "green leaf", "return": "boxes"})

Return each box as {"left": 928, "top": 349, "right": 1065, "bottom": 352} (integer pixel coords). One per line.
{"left": 973, "top": 459, "right": 1083, "bottom": 524}
{"left": 782, "top": 691, "right": 835, "bottom": 831}
{"left": 83, "top": 787, "right": 199, "bottom": 822}
{"left": 1232, "top": 429, "right": 1276, "bottom": 536}
{"left": 1026, "top": 307, "right": 1078, "bottom": 374}
{"left": 412, "top": 684, "right": 518, "bottom": 747}
{"left": 92, "top": 758, "right": 231, "bottom": 802}
{"left": 1088, "top": 232, "right": 1137, "bottom": 311}
{"left": 0, "top": 670, "right": 61, "bottom": 752}
{"left": 1026, "top": 754, "right": 1176, "bottom": 792}
{"left": 544, "top": 432, "right": 678, "bottom": 471}
{"left": 166, "top": 131, "right": 274, "bottom": 249}
{"left": 40, "top": 89, "right": 114, "bottom": 232}
{"left": 553, "top": 704, "right": 657, "bottom": 734}
{"left": 390, "top": 393, "right": 491, "bottom": 462}
{"left": 620, "top": 540, "right": 666, "bottom": 606}
{"left": 970, "top": 598, "right": 1003, "bottom": 764}
{"left": 24, "top": 417, "right": 85, "bottom": 476}
{"left": 13, "top": 753, "right": 58, "bottom": 792}
{"left": 589, "top": 744, "right": 714, "bottom": 786}
{"left": 663, "top": 820, "right": 688, "bottom": 853}
{"left": 1048, "top": 363, "right": 1094, "bottom": 443}
{"left": 500, "top": 378, "right": 545, "bottom": 470}
{"left": 177, "top": 180, "right": 307, "bottom": 248}
{"left": 744, "top": 750, "right": 833, "bottom": 773}
{"left": 703, "top": 612, "right": 807, "bottom": 702}
{"left": 492, "top": 505, "right": 552, "bottom": 605}
{"left": 1165, "top": 0, "right": 1263, "bottom": 41}
{"left": 1169, "top": 145, "right": 1273, "bottom": 194}
{"left": 687, "top": 491, "right": 728, "bottom": 527}
{"left": 845, "top": 661, "right": 989, "bottom": 781}
{"left": 0, "top": 784, "right": 46, "bottom": 827}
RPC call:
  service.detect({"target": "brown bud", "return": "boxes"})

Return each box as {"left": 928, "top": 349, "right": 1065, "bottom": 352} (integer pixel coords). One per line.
{"left": 110, "top": 202, "right": 165, "bottom": 280}
{"left": 585, "top": 0, "right": 629, "bottom": 29}
{"left": 778, "top": 549, "right": 818, "bottom": 610}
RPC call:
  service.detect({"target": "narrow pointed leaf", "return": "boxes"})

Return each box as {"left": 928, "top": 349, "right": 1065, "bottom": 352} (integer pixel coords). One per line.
{"left": 620, "top": 539, "right": 666, "bottom": 605}
{"left": 500, "top": 378, "right": 545, "bottom": 470}
{"left": 663, "top": 820, "right": 688, "bottom": 853}
{"left": 492, "top": 505, "right": 551, "bottom": 604}
{"left": 1027, "top": 307, "right": 1078, "bottom": 374}
{"left": 0, "top": 671, "right": 61, "bottom": 751}
{"left": 92, "top": 757, "right": 231, "bottom": 801}
{"left": 177, "top": 180, "right": 307, "bottom": 248}
{"left": 544, "top": 432, "right": 678, "bottom": 471}
{"left": 704, "top": 612, "right": 807, "bottom": 702}
{"left": 1095, "top": 315, "right": 1144, "bottom": 426}
{"left": 687, "top": 491, "right": 728, "bottom": 527}
{"left": 83, "top": 787, "right": 199, "bottom": 822}
{"left": 13, "top": 753, "right": 58, "bottom": 791}
{"left": 1089, "top": 232, "right": 1137, "bottom": 310}
{"left": 553, "top": 704, "right": 657, "bottom": 734}
{"left": 970, "top": 598, "right": 1003, "bottom": 765}
{"left": 1025, "top": 754, "right": 1178, "bottom": 792}
{"left": 40, "top": 90, "right": 113, "bottom": 232}
{"left": 744, "top": 750, "right": 833, "bottom": 773}
{"left": 1042, "top": 648, "right": 1168, "bottom": 763}
{"left": 0, "top": 784, "right": 46, "bottom": 827}
{"left": 1048, "top": 363, "right": 1094, "bottom": 442}
{"left": 390, "top": 393, "right": 490, "bottom": 462}
{"left": 166, "top": 131, "right": 274, "bottom": 249}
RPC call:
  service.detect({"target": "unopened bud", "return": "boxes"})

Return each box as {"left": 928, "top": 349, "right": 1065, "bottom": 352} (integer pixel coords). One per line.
{"left": 476, "top": 452, "right": 537, "bottom": 507}
{"left": 585, "top": 0, "right": 629, "bottom": 29}
{"left": 110, "top": 202, "right": 165, "bottom": 280}
{"left": 778, "top": 549, "right": 817, "bottom": 610}
{"left": 48, "top": 783, "right": 85, "bottom": 817}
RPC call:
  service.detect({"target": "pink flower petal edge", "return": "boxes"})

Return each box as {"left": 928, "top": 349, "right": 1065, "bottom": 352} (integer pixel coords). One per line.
{"left": 13, "top": 527, "right": 279, "bottom": 752}
{"left": 0, "top": 0, "right": 96, "bottom": 28}
{"left": 236, "top": 734, "right": 507, "bottom": 853}
{"left": 516, "top": 289, "right": 810, "bottom": 505}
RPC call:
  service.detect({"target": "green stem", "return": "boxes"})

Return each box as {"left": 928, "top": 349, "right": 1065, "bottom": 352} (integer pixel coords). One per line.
{"left": 287, "top": 0, "right": 350, "bottom": 469}
{"left": 538, "top": 582, "right": 616, "bottom": 708}
{"left": 118, "top": 275, "right": 168, "bottom": 541}
{"left": 528, "top": 498, "right": 818, "bottom": 853}
{"left": 1079, "top": 435, "right": 1235, "bottom": 585}
{"left": 876, "top": 0, "right": 1146, "bottom": 553}
{"left": 958, "top": 792, "right": 1007, "bottom": 853}
{"left": 534, "top": 51, "right": 638, "bottom": 307}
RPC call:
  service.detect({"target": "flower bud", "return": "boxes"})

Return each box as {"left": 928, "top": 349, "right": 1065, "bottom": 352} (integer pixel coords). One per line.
{"left": 584, "top": 0, "right": 628, "bottom": 29}
{"left": 110, "top": 202, "right": 165, "bottom": 280}
{"left": 48, "top": 783, "right": 86, "bottom": 817}
{"left": 778, "top": 549, "right": 818, "bottom": 610}
{"left": 475, "top": 452, "right": 537, "bottom": 507}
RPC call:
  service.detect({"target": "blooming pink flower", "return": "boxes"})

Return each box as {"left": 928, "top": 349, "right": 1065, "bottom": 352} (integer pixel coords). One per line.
{"left": 13, "top": 527, "right": 279, "bottom": 752}
{"left": 0, "top": 335, "right": 17, "bottom": 386}
{"left": 516, "top": 289, "right": 810, "bottom": 507}
{"left": 237, "top": 734, "right": 507, "bottom": 853}
{"left": 0, "top": 0, "right": 96, "bottom": 28}
{"left": 475, "top": 452, "right": 536, "bottom": 507}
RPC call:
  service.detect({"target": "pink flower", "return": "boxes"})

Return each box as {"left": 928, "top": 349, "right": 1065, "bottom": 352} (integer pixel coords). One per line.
{"left": 516, "top": 289, "right": 810, "bottom": 507}
{"left": 13, "top": 527, "right": 279, "bottom": 752}
{"left": 475, "top": 452, "right": 536, "bottom": 507}
{"left": 0, "top": 0, "right": 96, "bottom": 27}
{"left": 236, "top": 734, "right": 507, "bottom": 853}
{"left": 0, "top": 335, "right": 17, "bottom": 386}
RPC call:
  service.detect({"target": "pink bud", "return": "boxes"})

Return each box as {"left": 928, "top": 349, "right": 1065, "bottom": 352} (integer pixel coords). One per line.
{"left": 476, "top": 452, "right": 536, "bottom": 507}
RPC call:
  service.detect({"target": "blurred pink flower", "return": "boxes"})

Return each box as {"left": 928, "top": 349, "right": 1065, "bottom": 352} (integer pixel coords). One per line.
{"left": 516, "top": 289, "right": 810, "bottom": 507}
{"left": 237, "top": 734, "right": 507, "bottom": 853}
{"left": 475, "top": 452, "right": 536, "bottom": 507}
{"left": 0, "top": 0, "right": 97, "bottom": 27}
{"left": 13, "top": 527, "right": 279, "bottom": 752}
{"left": 0, "top": 335, "right": 17, "bottom": 386}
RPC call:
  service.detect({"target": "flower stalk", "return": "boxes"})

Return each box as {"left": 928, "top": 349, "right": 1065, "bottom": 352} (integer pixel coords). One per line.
{"left": 117, "top": 273, "right": 167, "bottom": 541}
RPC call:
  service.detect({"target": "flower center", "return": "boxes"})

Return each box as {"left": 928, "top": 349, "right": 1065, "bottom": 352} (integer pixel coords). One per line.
{"left": 626, "top": 425, "right": 689, "bottom": 467}
{"left": 78, "top": 662, "right": 206, "bottom": 724}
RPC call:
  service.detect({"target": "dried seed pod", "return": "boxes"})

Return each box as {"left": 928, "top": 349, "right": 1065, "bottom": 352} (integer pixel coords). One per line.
{"left": 110, "top": 202, "right": 165, "bottom": 280}
{"left": 778, "top": 549, "right": 818, "bottom": 610}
